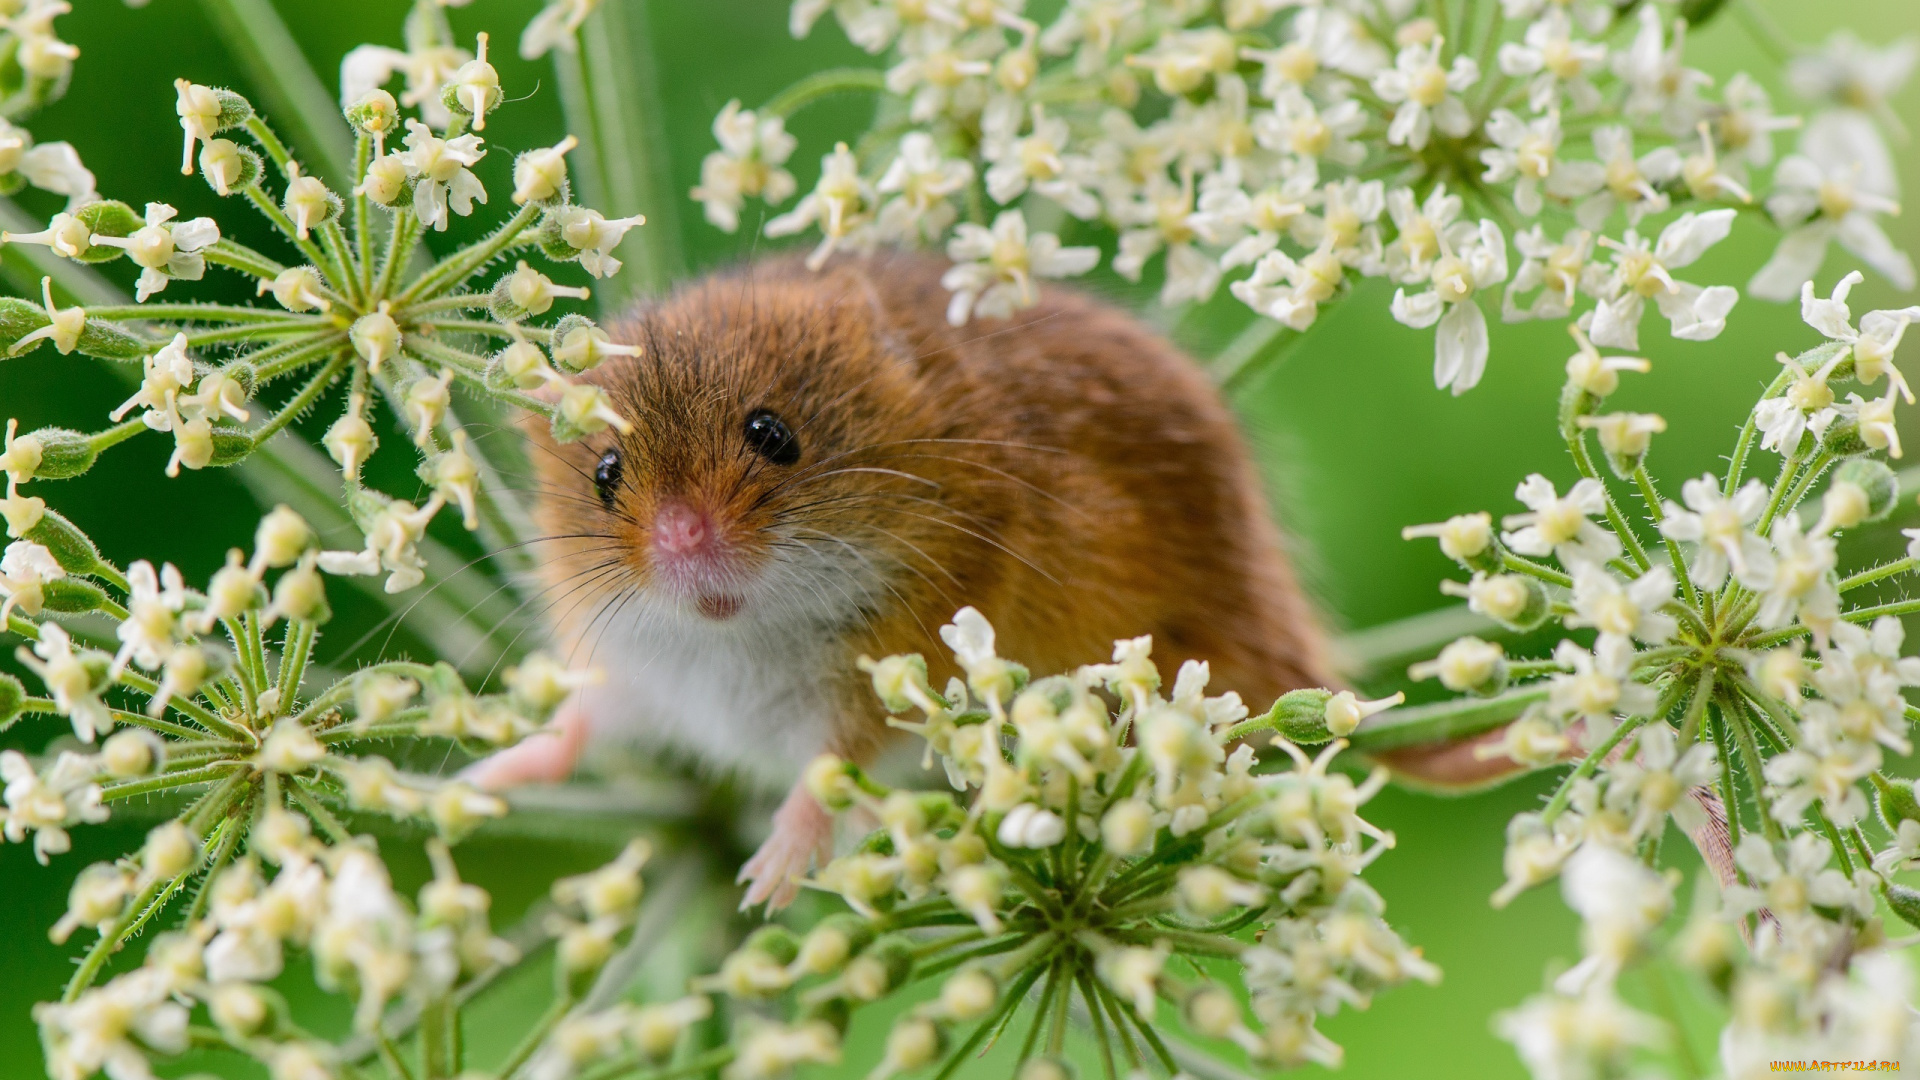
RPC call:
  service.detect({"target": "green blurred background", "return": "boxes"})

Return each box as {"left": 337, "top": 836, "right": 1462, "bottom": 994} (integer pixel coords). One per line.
{"left": 0, "top": 0, "right": 1917, "bottom": 1076}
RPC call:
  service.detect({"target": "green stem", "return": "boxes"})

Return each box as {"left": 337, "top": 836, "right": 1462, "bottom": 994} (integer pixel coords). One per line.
{"left": 1541, "top": 711, "right": 1660, "bottom": 827}
{"left": 1726, "top": 697, "right": 1784, "bottom": 841}
{"left": 251, "top": 351, "right": 348, "bottom": 448}
{"left": 353, "top": 133, "right": 373, "bottom": 289}
{"left": 761, "top": 67, "right": 889, "bottom": 118}
{"left": 84, "top": 302, "right": 317, "bottom": 323}
{"left": 276, "top": 618, "right": 315, "bottom": 715}
{"left": 1840, "top": 557, "right": 1920, "bottom": 593}
{"left": 102, "top": 762, "right": 245, "bottom": 802}
{"left": 204, "top": 238, "right": 287, "bottom": 280}
{"left": 1503, "top": 552, "right": 1573, "bottom": 588}
{"left": 578, "top": 0, "right": 685, "bottom": 298}
{"left": 1725, "top": 368, "right": 1795, "bottom": 497}
{"left": 254, "top": 333, "right": 349, "bottom": 382}
{"left": 1568, "top": 433, "right": 1652, "bottom": 571}
{"left": 1780, "top": 451, "right": 1836, "bottom": 524}
{"left": 290, "top": 781, "right": 354, "bottom": 845}
{"left": 375, "top": 209, "right": 421, "bottom": 301}
{"left": 398, "top": 203, "right": 543, "bottom": 306}
{"left": 242, "top": 184, "right": 338, "bottom": 284}
{"left": 1676, "top": 668, "right": 1717, "bottom": 747}
{"left": 1712, "top": 703, "right": 1744, "bottom": 861}
{"left": 931, "top": 946, "right": 1054, "bottom": 1080}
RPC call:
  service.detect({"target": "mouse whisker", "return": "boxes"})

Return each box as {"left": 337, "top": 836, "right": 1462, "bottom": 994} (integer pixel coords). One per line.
{"left": 864, "top": 451, "right": 1091, "bottom": 521}
{"left": 776, "top": 525, "right": 957, "bottom": 645}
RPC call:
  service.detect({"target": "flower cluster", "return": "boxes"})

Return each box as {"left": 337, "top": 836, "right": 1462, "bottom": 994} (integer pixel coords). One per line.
{"left": 534, "top": 607, "right": 1432, "bottom": 1079}
{"left": 693, "top": 0, "right": 1914, "bottom": 391}
{"left": 0, "top": 0, "right": 646, "bottom": 603}
{"left": 1393, "top": 266, "right": 1920, "bottom": 1078}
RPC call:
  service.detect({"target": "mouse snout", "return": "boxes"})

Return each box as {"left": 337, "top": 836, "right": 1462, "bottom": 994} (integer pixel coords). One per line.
{"left": 651, "top": 501, "right": 715, "bottom": 558}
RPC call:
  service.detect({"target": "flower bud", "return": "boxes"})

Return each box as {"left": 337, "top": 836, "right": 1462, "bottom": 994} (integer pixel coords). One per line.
{"left": 1578, "top": 412, "right": 1666, "bottom": 478}
{"left": 1018, "top": 1056, "right": 1075, "bottom": 1080}
{"left": 268, "top": 559, "right": 331, "bottom": 625}
{"left": 210, "top": 981, "right": 271, "bottom": 1037}
{"left": 141, "top": 821, "right": 201, "bottom": 881}
{"left": 176, "top": 80, "right": 252, "bottom": 177}
{"left": 254, "top": 506, "right": 314, "bottom": 570}
{"left": 1100, "top": 798, "right": 1156, "bottom": 856}
{"left": 881, "top": 1017, "right": 944, "bottom": 1072}
{"left": 550, "top": 320, "right": 641, "bottom": 374}
{"left": 356, "top": 153, "right": 410, "bottom": 205}
{"left": 1886, "top": 882, "right": 1920, "bottom": 932}
{"left": 629, "top": 997, "right": 712, "bottom": 1062}
{"left": 198, "top": 138, "right": 263, "bottom": 197}
{"left": 345, "top": 86, "right": 401, "bottom": 140}
{"left": 1873, "top": 773, "right": 1920, "bottom": 832}
{"left": 1441, "top": 572, "right": 1550, "bottom": 630}
{"left": 38, "top": 577, "right": 108, "bottom": 615}
{"left": 492, "top": 260, "right": 590, "bottom": 321}
{"left": 793, "top": 914, "right": 873, "bottom": 976}
{"left": 490, "top": 336, "right": 552, "bottom": 390}
{"left": 49, "top": 862, "right": 130, "bottom": 944}
{"left": 552, "top": 382, "right": 633, "bottom": 440}
{"left": 1184, "top": 984, "right": 1243, "bottom": 1039}
{"left": 323, "top": 399, "right": 377, "bottom": 475}
{"left": 1816, "top": 459, "right": 1899, "bottom": 536}
{"left": 22, "top": 508, "right": 108, "bottom": 578}
{"left": 1178, "top": 865, "right": 1266, "bottom": 918}
{"left": 1409, "top": 636, "right": 1507, "bottom": 696}
{"left": 257, "top": 720, "right": 326, "bottom": 773}
{"left": 282, "top": 167, "right": 341, "bottom": 240}
{"left": 805, "top": 753, "right": 860, "bottom": 810}
{"left": 557, "top": 919, "right": 619, "bottom": 989}
{"left": 350, "top": 305, "right": 402, "bottom": 372}
{"left": 513, "top": 135, "right": 578, "bottom": 205}
{"left": 1400, "top": 512, "right": 1499, "bottom": 571}
{"left": 429, "top": 782, "right": 506, "bottom": 843}
{"left": 444, "top": 33, "right": 502, "bottom": 130}
{"left": 939, "top": 969, "right": 997, "bottom": 1020}
{"left": 996, "top": 802, "right": 1066, "bottom": 848}
{"left": 255, "top": 805, "right": 314, "bottom": 864}
{"left": 842, "top": 936, "right": 913, "bottom": 1001}
{"left": 102, "top": 729, "right": 162, "bottom": 778}
{"left": 1672, "top": 913, "right": 1737, "bottom": 980}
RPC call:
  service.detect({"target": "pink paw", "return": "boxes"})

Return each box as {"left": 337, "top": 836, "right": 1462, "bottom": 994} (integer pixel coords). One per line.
{"left": 460, "top": 702, "right": 589, "bottom": 790}
{"left": 737, "top": 785, "right": 834, "bottom": 912}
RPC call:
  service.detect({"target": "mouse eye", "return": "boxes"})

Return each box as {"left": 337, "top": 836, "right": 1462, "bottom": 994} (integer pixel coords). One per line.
{"left": 593, "top": 447, "right": 624, "bottom": 509}
{"left": 743, "top": 410, "right": 800, "bottom": 466}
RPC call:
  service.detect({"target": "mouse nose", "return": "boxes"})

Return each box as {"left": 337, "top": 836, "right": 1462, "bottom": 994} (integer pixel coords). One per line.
{"left": 651, "top": 501, "right": 715, "bottom": 558}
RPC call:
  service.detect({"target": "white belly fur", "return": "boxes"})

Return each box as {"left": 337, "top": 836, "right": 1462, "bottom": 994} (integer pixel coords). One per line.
{"left": 569, "top": 600, "right": 849, "bottom": 792}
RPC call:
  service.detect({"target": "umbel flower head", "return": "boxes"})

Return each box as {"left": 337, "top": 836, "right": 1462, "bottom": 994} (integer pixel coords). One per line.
{"left": 694, "top": 0, "right": 1915, "bottom": 396}
{"left": 579, "top": 608, "right": 1424, "bottom": 1077}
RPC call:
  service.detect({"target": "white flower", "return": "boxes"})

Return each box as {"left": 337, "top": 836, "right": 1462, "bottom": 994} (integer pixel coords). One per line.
{"left": 766, "top": 141, "right": 873, "bottom": 270}
{"left": 1788, "top": 31, "right": 1916, "bottom": 129}
{"left": 87, "top": 202, "right": 220, "bottom": 303}
{"left": 113, "top": 560, "right": 186, "bottom": 675}
{"left": 548, "top": 206, "right": 647, "bottom": 279}
{"left": 1603, "top": 723, "right": 1717, "bottom": 841}
{"left": 1800, "top": 271, "right": 1920, "bottom": 403}
{"left": 1252, "top": 86, "right": 1366, "bottom": 167}
{"left": 1112, "top": 173, "right": 1219, "bottom": 306}
{"left": 874, "top": 132, "right": 973, "bottom": 243}
{"left": 1501, "top": 473, "right": 1620, "bottom": 567}
{"left": 18, "top": 623, "right": 112, "bottom": 743}
{"left": 1372, "top": 37, "right": 1479, "bottom": 151}
{"left": 1497, "top": 10, "right": 1607, "bottom": 114}
{"left": 1383, "top": 183, "right": 1462, "bottom": 285}
{"left": 1546, "top": 636, "right": 1656, "bottom": 742}
{"left": 1495, "top": 986, "right": 1664, "bottom": 1076}
{"left": 1555, "top": 844, "right": 1673, "bottom": 992}
{"left": 2, "top": 748, "right": 108, "bottom": 863}
{"left": 982, "top": 105, "right": 1096, "bottom": 218}
{"left": 940, "top": 209, "right": 1097, "bottom": 325}
{"left": 1586, "top": 210, "right": 1738, "bottom": 351}
{"left": 1715, "top": 73, "right": 1800, "bottom": 171}
{"left": 1754, "top": 516, "right": 1839, "bottom": 634}
{"left": 1658, "top": 474, "right": 1774, "bottom": 589}
{"left": 317, "top": 493, "right": 444, "bottom": 594}
{"left": 691, "top": 100, "right": 798, "bottom": 233}
{"left": 36, "top": 969, "right": 189, "bottom": 1080}
{"left": 0, "top": 118, "right": 94, "bottom": 209}
{"left": 1505, "top": 226, "right": 1602, "bottom": 322}
{"left": 1577, "top": 125, "right": 1680, "bottom": 229}
{"left": 0, "top": 538, "right": 61, "bottom": 625}
{"left": 1725, "top": 832, "right": 1869, "bottom": 923}
{"left": 1391, "top": 219, "right": 1508, "bottom": 395}
{"left": 1480, "top": 109, "right": 1602, "bottom": 217}
{"left": 1612, "top": 6, "right": 1709, "bottom": 134}
{"left": 1751, "top": 113, "right": 1913, "bottom": 299}
{"left": 1409, "top": 635, "right": 1506, "bottom": 695}
{"left": 520, "top": 0, "right": 600, "bottom": 60}
{"left": 997, "top": 803, "right": 1067, "bottom": 848}
{"left": 1189, "top": 168, "right": 1318, "bottom": 270}
{"left": 1566, "top": 564, "right": 1676, "bottom": 646}
{"left": 1230, "top": 241, "right": 1344, "bottom": 331}
{"left": 1753, "top": 346, "right": 1847, "bottom": 456}
{"left": 399, "top": 120, "right": 488, "bottom": 232}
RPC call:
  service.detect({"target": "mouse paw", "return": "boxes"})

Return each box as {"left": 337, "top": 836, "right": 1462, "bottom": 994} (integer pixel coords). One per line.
{"left": 737, "top": 786, "right": 834, "bottom": 912}
{"left": 459, "top": 702, "right": 589, "bottom": 790}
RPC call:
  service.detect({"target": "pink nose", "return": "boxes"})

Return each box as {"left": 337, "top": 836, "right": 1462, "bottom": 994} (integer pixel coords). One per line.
{"left": 652, "top": 502, "right": 715, "bottom": 558}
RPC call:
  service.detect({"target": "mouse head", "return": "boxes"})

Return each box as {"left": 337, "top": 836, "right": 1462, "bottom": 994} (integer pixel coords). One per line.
{"left": 529, "top": 261, "right": 953, "bottom": 632}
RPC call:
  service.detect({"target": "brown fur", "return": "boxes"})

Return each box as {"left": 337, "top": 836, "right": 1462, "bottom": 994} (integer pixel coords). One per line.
{"left": 528, "top": 252, "right": 1334, "bottom": 768}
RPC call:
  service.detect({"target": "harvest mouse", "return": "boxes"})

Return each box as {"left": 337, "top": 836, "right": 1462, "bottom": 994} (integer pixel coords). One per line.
{"left": 467, "top": 252, "right": 1337, "bottom": 908}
